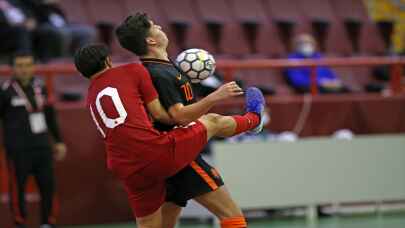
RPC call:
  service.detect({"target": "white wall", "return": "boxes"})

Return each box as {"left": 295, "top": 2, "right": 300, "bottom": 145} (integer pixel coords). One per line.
{"left": 213, "top": 135, "right": 405, "bottom": 210}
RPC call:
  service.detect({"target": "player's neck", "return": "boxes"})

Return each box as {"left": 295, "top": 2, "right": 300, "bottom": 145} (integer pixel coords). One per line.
{"left": 90, "top": 67, "right": 109, "bottom": 80}
{"left": 143, "top": 49, "right": 169, "bottom": 61}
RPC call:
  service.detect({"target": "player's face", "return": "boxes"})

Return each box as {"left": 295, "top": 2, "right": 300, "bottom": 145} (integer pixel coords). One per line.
{"left": 147, "top": 20, "right": 169, "bottom": 49}
{"left": 13, "top": 56, "right": 35, "bottom": 81}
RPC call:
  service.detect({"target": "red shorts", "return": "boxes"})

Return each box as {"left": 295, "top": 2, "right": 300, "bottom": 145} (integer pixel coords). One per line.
{"left": 121, "top": 121, "right": 207, "bottom": 218}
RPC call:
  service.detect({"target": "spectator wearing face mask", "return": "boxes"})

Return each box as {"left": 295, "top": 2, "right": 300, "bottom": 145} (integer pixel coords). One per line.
{"left": 284, "top": 34, "right": 349, "bottom": 94}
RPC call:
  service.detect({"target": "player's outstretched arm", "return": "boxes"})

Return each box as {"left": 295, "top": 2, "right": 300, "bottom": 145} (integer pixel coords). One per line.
{"left": 168, "top": 81, "right": 243, "bottom": 126}
{"left": 146, "top": 99, "right": 176, "bottom": 125}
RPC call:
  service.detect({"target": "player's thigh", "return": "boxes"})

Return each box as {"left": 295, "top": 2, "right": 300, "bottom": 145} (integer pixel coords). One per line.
{"left": 136, "top": 207, "right": 163, "bottom": 228}
{"left": 194, "top": 186, "right": 243, "bottom": 219}
{"left": 161, "top": 202, "right": 182, "bottom": 228}
{"left": 166, "top": 121, "right": 208, "bottom": 176}
{"left": 122, "top": 171, "right": 167, "bottom": 219}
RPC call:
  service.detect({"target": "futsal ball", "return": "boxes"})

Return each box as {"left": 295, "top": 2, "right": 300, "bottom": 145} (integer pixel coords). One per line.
{"left": 175, "top": 48, "right": 216, "bottom": 83}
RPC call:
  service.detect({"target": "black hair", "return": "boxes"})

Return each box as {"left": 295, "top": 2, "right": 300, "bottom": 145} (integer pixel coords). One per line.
{"left": 10, "top": 50, "right": 34, "bottom": 66}
{"left": 116, "top": 12, "right": 151, "bottom": 56}
{"left": 74, "top": 44, "right": 110, "bottom": 78}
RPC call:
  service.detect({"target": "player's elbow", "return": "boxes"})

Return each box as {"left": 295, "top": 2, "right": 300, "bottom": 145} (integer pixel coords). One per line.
{"left": 169, "top": 105, "right": 193, "bottom": 126}
{"left": 152, "top": 112, "right": 165, "bottom": 122}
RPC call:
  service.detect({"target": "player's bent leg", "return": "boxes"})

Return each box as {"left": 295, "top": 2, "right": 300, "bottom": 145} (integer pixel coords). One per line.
{"left": 198, "top": 112, "right": 260, "bottom": 139}
{"left": 136, "top": 207, "right": 163, "bottom": 228}
{"left": 161, "top": 202, "right": 182, "bottom": 228}
{"left": 194, "top": 186, "right": 247, "bottom": 228}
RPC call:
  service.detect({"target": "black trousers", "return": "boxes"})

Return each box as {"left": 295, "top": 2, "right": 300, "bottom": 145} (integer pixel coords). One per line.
{"left": 6, "top": 147, "right": 57, "bottom": 226}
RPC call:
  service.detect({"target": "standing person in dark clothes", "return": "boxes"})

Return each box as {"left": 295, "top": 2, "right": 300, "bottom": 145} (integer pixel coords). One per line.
{"left": 0, "top": 51, "right": 67, "bottom": 228}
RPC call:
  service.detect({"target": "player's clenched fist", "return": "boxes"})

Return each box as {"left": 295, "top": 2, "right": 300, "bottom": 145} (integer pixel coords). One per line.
{"left": 210, "top": 81, "right": 244, "bottom": 101}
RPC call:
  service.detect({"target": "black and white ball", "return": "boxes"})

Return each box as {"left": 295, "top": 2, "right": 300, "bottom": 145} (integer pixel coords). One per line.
{"left": 175, "top": 48, "right": 216, "bottom": 83}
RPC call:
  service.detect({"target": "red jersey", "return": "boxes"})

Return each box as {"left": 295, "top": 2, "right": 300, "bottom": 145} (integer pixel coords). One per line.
{"left": 86, "top": 63, "right": 174, "bottom": 178}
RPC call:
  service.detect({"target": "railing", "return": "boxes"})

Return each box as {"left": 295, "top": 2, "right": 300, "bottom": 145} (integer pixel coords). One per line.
{"left": 0, "top": 57, "right": 404, "bottom": 99}
{"left": 218, "top": 57, "right": 405, "bottom": 95}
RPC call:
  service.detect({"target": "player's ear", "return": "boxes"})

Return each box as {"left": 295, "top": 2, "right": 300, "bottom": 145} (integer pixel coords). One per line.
{"left": 146, "top": 37, "right": 157, "bottom": 46}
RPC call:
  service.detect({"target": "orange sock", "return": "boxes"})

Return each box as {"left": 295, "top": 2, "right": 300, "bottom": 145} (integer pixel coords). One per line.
{"left": 220, "top": 216, "right": 247, "bottom": 228}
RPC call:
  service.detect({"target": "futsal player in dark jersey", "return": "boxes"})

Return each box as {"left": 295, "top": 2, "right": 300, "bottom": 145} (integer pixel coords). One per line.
{"left": 116, "top": 13, "right": 266, "bottom": 228}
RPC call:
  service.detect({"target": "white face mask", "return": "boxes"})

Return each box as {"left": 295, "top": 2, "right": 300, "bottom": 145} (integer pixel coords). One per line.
{"left": 299, "top": 43, "right": 315, "bottom": 57}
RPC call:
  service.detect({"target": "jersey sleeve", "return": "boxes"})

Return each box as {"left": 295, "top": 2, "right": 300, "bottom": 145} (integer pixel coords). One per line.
{"left": 150, "top": 70, "right": 183, "bottom": 110}
{"left": 137, "top": 65, "right": 159, "bottom": 104}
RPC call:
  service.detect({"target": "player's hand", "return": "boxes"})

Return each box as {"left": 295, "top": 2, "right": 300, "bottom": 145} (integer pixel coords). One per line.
{"left": 211, "top": 81, "right": 244, "bottom": 101}
{"left": 53, "top": 143, "right": 67, "bottom": 161}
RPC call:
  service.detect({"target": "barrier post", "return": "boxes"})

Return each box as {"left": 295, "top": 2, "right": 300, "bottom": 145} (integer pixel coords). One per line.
{"left": 389, "top": 64, "right": 403, "bottom": 95}
{"left": 0, "top": 148, "right": 8, "bottom": 203}
{"left": 45, "top": 72, "right": 55, "bottom": 103}
{"left": 310, "top": 66, "right": 318, "bottom": 95}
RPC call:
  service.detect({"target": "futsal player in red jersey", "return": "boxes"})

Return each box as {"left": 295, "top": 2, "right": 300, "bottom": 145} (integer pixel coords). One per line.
{"left": 116, "top": 13, "right": 269, "bottom": 228}
{"left": 74, "top": 44, "right": 265, "bottom": 228}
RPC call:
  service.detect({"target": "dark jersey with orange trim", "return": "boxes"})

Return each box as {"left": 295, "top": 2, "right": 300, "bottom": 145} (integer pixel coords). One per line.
{"left": 141, "top": 58, "right": 224, "bottom": 207}
{"left": 141, "top": 58, "right": 196, "bottom": 131}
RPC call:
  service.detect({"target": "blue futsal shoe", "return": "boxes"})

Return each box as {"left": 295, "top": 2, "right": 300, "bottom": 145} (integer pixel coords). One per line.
{"left": 245, "top": 87, "right": 266, "bottom": 134}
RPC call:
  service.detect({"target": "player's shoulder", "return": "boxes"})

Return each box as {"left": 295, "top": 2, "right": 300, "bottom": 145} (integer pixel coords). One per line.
{"left": 112, "top": 62, "right": 151, "bottom": 79}
{"left": 147, "top": 66, "right": 180, "bottom": 83}
{"left": 142, "top": 59, "right": 179, "bottom": 77}
{"left": 115, "top": 62, "right": 148, "bottom": 73}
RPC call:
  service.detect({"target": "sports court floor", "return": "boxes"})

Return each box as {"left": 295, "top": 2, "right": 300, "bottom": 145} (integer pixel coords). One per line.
{"left": 62, "top": 212, "right": 405, "bottom": 228}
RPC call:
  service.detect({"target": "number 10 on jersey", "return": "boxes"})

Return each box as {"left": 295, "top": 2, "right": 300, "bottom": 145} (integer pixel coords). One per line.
{"left": 181, "top": 82, "right": 193, "bottom": 102}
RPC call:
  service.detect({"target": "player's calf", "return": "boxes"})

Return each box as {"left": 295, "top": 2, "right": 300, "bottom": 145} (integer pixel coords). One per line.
{"left": 194, "top": 186, "right": 247, "bottom": 227}
{"left": 136, "top": 208, "right": 163, "bottom": 228}
{"left": 199, "top": 112, "right": 260, "bottom": 139}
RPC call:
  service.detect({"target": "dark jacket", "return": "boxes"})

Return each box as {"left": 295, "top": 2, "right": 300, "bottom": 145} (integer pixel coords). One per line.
{"left": 0, "top": 77, "right": 62, "bottom": 152}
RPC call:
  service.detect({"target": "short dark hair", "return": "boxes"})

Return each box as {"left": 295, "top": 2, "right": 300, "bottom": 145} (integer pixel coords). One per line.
{"left": 116, "top": 12, "right": 151, "bottom": 56}
{"left": 10, "top": 50, "right": 34, "bottom": 66}
{"left": 74, "top": 44, "right": 110, "bottom": 78}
